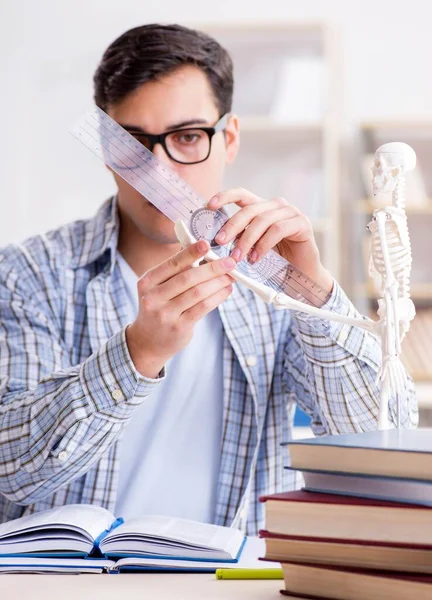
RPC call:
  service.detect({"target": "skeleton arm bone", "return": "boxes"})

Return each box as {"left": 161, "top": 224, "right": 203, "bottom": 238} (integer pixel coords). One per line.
{"left": 375, "top": 211, "right": 402, "bottom": 353}
{"left": 174, "top": 219, "right": 377, "bottom": 334}
{"left": 375, "top": 210, "right": 409, "bottom": 428}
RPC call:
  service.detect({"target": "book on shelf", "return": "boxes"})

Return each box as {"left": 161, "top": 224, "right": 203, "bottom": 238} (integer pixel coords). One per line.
{"left": 285, "top": 466, "right": 432, "bottom": 506}
{"left": 260, "top": 490, "right": 432, "bottom": 545}
{"left": 260, "top": 530, "right": 432, "bottom": 574}
{"left": 279, "top": 562, "right": 432, "bottom": 600}
{"left": 284, "top": 428, "right": 432, "bottom": 480}
{"left": 0, "top": 503, "right": 265, "bottom": 574}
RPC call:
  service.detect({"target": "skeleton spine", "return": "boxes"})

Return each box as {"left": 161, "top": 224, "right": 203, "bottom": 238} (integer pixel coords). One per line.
{"left": 393, "top": 178, "right": 412, "bottom": 300}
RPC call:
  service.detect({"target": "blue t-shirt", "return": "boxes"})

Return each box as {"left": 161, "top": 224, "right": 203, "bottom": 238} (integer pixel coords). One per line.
{"left": 115, "top": 253, "right": 224, "bottom": 523}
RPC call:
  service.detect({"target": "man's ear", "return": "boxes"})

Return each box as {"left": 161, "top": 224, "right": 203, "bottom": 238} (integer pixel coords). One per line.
{"left": 225, "top": 114, "right": 240, "bottom": 164}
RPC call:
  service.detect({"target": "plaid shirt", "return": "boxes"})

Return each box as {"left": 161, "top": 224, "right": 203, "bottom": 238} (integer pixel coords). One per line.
{"left": 0, "top": 198, "right": 418, "bottom": 533}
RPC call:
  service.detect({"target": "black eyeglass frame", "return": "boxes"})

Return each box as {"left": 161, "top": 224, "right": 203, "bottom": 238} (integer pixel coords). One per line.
{"left": 125, "top": 113, "right": 230, "bottom": 165}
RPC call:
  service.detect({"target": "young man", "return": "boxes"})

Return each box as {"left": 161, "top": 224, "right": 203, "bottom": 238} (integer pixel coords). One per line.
{"left": 0, "top": 24, "right": 417, "bottom": 533}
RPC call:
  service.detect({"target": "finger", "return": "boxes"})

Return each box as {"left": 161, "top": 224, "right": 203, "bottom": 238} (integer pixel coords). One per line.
{"left": 157, "top": 256, "right": 236, "bottom": 301}
{"left": 138, "top": 240, "right": 210, "bottom": 290}
{"left": 214, "top": 197, "right": 293, "bottom": 246}
{"left": 172, "top": 274, "right": 234, "bottom": 314}
{"left": 181, "top": 283, "right": 234, "bottom": 323}
{"left": 208, "top": 187, "right": 261, "bottom": 211}
{"left": 222, "top": 207, "right": 295, "bottom": 262}
{"left": 250, "top": 216, "right": 313, "bottom": 263}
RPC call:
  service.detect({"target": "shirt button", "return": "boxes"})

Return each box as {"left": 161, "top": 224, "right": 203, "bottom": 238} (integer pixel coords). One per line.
{"left": 112, "top": 389, "right": 123, "bottom": 401}
{"left": 58, "top": 451, "right": 68, "bottom": 462}
{"left": 246, "top": 355, "right": 257, "bottom": 367}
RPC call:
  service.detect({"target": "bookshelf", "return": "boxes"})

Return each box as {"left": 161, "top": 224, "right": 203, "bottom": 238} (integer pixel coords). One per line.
{"left": 354, "top": 121, "right": 432, "bottom": 410}
{"left": 198, "top": 22, "right": 341, "bottom": 280}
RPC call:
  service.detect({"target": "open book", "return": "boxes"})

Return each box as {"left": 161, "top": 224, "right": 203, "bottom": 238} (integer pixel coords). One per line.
{"left": 0, "top": 504, "right": 257, "bottom": 573}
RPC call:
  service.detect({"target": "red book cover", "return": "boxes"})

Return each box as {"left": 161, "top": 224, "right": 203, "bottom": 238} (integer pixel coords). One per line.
{"left": 279, "top": 562, "right": 432, "bottom": 582}
{"left": 281, "top": 593, "right": 329, "bottom": 599}
{"left": 259, "top": 489, "right": 432, "bottom": 510}
{"left": 280, "top": 593, "right": 332, "bottom": 599}
{"left": 259, "top": 529, "right": 432, "bottom": 550}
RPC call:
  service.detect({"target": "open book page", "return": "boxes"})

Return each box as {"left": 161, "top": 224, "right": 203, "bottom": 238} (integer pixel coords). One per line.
{"left": 101, "top": 515, "right": 244, "bottom": 558}
{"left": 0, "top": 504, "right": 115, "bottom": 554}
{"left": 110, "top": 537, "right": 280, "bottom": 572}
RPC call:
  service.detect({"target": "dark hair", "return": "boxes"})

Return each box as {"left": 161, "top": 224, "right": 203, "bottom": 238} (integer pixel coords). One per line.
{"left": 93, "top": 24, "right": 233, "bottom": 116}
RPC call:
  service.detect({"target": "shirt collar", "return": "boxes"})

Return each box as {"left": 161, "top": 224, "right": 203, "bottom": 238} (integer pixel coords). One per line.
{"left": 70, "top": 196, "right": 119, "bottom": 271}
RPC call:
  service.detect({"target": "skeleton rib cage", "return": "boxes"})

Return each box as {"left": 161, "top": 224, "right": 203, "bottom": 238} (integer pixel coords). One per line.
{"left": 369, "top": 209, "right": 413, "bottom": 303}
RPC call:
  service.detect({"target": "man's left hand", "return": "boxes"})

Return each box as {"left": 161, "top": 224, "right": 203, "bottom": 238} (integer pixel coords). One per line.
{"left": 208, "top": 188, "right": 334, "bottom": 296}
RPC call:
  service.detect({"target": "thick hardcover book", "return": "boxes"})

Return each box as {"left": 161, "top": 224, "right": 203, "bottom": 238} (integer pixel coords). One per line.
{"left": 284, "top": 428, "right": 432, "bottom": 480}
{"left": 259, "top": 530, "right": 432, "bottom": 574}
{"left": 259, "top": 490, "right": 432, "bottom": 545}
{"left": 279, "top": 562, "right": 432, "bottom": 600}
{"left": 0, "top": 503, "right": 249, "bottom": 573}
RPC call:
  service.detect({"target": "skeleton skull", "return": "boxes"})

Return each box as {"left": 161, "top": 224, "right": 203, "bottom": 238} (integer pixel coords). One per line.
{"left": 371, "top": 142, "right": 416, "bottom": 195}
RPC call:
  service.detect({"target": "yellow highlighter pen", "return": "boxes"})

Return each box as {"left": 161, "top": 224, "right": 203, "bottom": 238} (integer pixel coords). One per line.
{"left": 215, "top": 568, "right": 284, "bottom": 580}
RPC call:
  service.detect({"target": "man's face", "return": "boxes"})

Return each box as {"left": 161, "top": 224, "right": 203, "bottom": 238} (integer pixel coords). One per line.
{"left": 107, "top": 65, "right": 239, "bottom": 245}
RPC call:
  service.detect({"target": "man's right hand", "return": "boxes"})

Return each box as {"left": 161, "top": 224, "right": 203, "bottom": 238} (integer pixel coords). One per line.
{"left": 125, "top": 240, "right": 236, "bottom": 378}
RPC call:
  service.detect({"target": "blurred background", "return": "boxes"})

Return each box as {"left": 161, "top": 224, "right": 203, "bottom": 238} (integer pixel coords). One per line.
{"left": 1, "top": 0, "right": 432, "bottom": 428}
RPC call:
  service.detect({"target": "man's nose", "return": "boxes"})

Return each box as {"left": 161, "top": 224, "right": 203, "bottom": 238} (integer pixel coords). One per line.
{"left": 151, "top": 142, "right": 173, "bottom": 166}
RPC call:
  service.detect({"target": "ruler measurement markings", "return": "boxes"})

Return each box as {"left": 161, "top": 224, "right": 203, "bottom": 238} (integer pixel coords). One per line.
{"left": 81, "top": 114, "right": 192, "bottom": 222}
{"left": 88, "top": 111, "right": 204, "bottom": 215}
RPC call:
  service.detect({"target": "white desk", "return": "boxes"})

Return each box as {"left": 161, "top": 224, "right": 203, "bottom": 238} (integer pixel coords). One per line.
{"left": 1, "top": 573, "right": 289, "bottom": 600}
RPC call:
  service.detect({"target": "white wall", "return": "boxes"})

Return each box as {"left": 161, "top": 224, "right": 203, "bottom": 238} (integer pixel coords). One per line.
{"left": 1, "top": 0, "right": 431, "bottom": 245}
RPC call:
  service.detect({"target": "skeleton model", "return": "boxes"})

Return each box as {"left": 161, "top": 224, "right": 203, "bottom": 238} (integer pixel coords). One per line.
{"left": 175, "top": 143, "right": 416, "bottom": 430}
{"left": 366, "top": 143, "right": 416, "bottom": 429}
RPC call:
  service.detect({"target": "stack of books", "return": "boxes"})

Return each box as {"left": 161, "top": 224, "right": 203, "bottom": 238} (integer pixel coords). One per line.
{"left": 260, "top": 428, "right": 432, "bottom": 599}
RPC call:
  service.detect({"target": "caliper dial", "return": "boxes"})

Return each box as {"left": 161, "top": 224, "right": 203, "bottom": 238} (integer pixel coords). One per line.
{"left": 190, "top": 208, "right": 227, "bottom": 247}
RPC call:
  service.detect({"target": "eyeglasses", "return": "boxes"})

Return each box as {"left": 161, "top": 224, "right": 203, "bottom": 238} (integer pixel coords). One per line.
{"left": 124, "top": 114, "right": 229, "bottom": 165}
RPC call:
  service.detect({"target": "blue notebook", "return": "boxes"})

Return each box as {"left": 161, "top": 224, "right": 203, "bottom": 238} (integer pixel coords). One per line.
{"left": 284, "top": 428, "right": 432, "bottom": 481}
{"left": 0, "top": 504, "right": 245, "bottom": 569}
